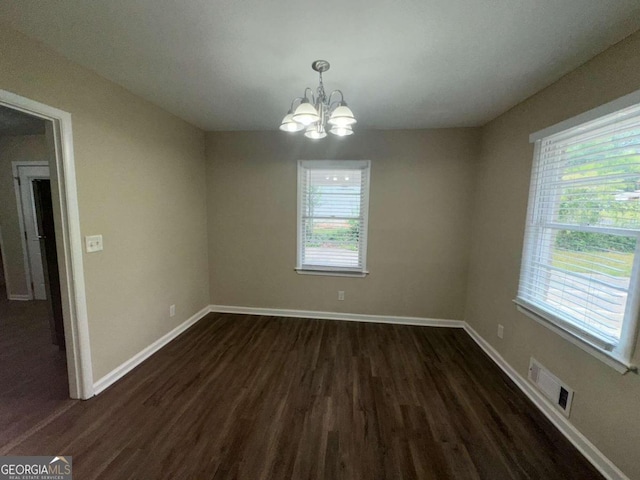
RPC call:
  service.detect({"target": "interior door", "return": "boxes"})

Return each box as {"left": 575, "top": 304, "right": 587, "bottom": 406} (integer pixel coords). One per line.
{"left": 16, "top": 164, "right": 50, "bottom": 300}
{"left": 33, "top": 179, "right": 65, "bottom": 349}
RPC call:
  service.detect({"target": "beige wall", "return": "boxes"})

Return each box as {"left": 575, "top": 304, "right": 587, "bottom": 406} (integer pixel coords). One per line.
{"left": 0, "top": 27, "right": 210, "bottom": 380}
{"left": 0, "top": 134, "right": 49, "bottom": 297}
{"left": 465, "top": 31, "right": 640, "bottom": 479}
{"left": 206, "top": 129, "right": 480, "bottom": 319}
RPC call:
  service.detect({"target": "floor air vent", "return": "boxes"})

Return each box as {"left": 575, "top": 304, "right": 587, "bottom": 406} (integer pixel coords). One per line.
{"left": 528, "top": 358, "right": 574, "bottom": 417}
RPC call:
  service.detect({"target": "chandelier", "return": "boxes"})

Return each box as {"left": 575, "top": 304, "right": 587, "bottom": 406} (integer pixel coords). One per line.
{"left": 279, "top": 60, "right": 357, "bottom": 139}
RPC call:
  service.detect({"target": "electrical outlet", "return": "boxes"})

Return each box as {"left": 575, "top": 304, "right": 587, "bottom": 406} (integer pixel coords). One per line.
{"left": 497, "top": 324, "right": 504, "bottom": 339}
{"left": 169, "top": 304, "right": 176, "bottom": 317}
{"left": 85, "top": 234, "right": 103, "bottom": 253}
{"left": 338, "top": 291, "right": 345, "bottom": 301}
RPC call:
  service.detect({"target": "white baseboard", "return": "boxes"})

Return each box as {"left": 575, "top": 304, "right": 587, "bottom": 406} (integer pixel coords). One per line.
{"left": 463, "top": 323, "right": 629, "bottom": 480}
{"left": 210, "top": 304, "right": 465, "bottom": 328}
{"left": 8, "top": 294, "right": 31, "bottom": 301}
{"left": 93, "top": 305, "right": 212, "bottom": 395}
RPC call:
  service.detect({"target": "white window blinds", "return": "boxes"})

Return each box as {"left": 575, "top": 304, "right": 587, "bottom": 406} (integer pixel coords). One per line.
{"left": 297, "top": 160, "right": 370, "bottom": 274}
{"left": 518, "top": 102, "right": 640, "bottom": 363}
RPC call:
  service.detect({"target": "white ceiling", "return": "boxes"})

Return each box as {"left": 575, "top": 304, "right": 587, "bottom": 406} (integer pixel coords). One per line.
{"left": 1, "top": 1, "right": 639, "bottom": 131}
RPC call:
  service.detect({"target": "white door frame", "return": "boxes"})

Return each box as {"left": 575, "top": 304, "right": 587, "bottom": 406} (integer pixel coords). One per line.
{"left": 12, "top": 162, "right": 50, "bottom": 301}
{"left": 0, "top": 89, "right": 94, "bottom": 399}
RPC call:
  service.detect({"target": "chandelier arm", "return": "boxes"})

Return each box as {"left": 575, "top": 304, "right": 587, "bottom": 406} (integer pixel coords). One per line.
{"left": 328, "top": 90, "right": 345, "bottom": 106}
{"left": 303, "top": 87, "right": 316, "bottom": 104}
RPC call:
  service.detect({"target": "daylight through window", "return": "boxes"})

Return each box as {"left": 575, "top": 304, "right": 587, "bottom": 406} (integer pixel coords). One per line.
{"left": 297, "top": 160, "right": 370, "bottom": 275}
{"left": 517, "top": 101, "right": 640, "bottom": 368}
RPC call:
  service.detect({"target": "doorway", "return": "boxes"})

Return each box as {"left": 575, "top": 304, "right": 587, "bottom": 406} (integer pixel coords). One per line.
{"left": 10, "top": 164, "right": 66, "bottom": 351}
{"left": 0, "top": 89, "right": 93, "bottom": 400}
{"left": 14, "top": 163, "right": 50, "bottom": 300}
{"left": 0, "top": 110, "right": 71, "bottom": 443}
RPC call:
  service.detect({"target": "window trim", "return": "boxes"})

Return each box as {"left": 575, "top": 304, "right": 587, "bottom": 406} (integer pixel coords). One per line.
{"left": 517, "top": 91, "right": 640, "bottom": 374}
{"left": 513, "top": 300, "right": 634, "bottom": 374}
{"left": 296, "top": 160, "right": 371, "bottom": 277}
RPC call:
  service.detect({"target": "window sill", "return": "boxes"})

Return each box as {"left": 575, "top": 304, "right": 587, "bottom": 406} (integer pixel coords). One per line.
{"left": 295, "top": 268, "right": 369, "bottom": 278}
{"left": 513, "top": 299, "right": 636, "bottom": 375}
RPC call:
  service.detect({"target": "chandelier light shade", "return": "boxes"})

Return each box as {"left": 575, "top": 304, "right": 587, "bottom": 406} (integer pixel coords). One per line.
{"left": 329, "top": 125, "right": 354, "bottom": 136}
{"left": 279, "top": 112, "right": 305, "bottom": 132}
{"left": 304, "top": 124, "right": 327, "bottom": 139}
{"left": 280, "top": 60, "right": 356, "bottom": 139}
{"left": 292, "top": 99, "right": 320, "bottom": 126}
{"left": 328, "top": 103, "right": 357, "bottom": 127}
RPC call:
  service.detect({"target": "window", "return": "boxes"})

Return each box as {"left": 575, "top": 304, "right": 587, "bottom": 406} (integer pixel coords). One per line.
{"left": 297, "top": 160, "right": 370, "bottom": 276}
{"left": 517, "top": 96, "right": 640, "bottom": 371}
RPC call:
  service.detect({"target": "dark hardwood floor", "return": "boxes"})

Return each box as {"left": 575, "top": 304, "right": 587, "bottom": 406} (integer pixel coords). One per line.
{"left": 1, "top": 313, "right": 602, "bottom": 479}
{"left": 0, "top": 289, "right": 71, "bottom": 447}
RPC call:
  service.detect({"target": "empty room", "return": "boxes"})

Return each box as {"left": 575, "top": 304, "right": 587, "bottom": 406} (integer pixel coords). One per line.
{"left": 0, "top": 1, "right": 639, "bottom": 479}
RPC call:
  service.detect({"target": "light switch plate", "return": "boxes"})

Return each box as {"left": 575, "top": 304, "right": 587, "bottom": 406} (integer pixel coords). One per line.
{"left": 85, "top": 235, "right": 103, "bottom": 253}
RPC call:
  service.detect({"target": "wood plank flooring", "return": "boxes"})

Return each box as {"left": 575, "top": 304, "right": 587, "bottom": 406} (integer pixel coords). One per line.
{"left": 1, "top": 313, "right": 603, "bottom": 479}
{"left": 0, "top": 294, "right": 72, "bottom": 446}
